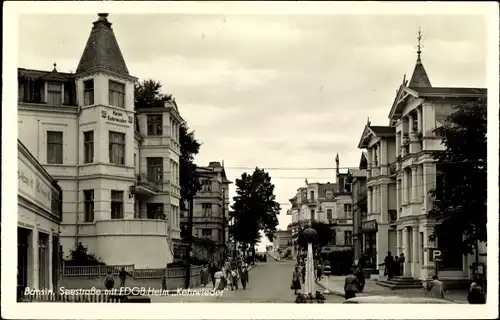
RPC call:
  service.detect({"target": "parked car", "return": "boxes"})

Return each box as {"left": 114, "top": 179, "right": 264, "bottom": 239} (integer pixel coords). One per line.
{"left": 342, "top": 296, "right": 454, "bottom": 304}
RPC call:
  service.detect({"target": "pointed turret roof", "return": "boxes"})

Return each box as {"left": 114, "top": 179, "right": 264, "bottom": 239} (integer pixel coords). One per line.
{"left": 408, "top": 29, "right": 431, "bottom": 88}
{"left": 76, "top": 13, "right": 130, "bottom": 75}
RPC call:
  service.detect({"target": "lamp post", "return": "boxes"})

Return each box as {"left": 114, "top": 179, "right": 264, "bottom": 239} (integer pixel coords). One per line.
{"left": 303, "top": 227, "right": 317, "bottom": 297}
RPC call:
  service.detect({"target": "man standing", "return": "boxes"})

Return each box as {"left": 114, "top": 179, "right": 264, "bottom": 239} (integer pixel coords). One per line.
{"left": 384, "top": 252, "right": 395, "bottom": 280}
{"left": 119, "top": 267, "right": 133, "bottom": 288}
{"left": 344, "top": 268, "right": 359, "bottom": 300}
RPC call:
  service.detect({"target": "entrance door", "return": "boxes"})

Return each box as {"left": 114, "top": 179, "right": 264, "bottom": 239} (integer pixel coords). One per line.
{"left": 17, "top": 228, "right": 30, "bottom": 289}
{"left": 364, "top": 233, "right": 377, "bottom": 267}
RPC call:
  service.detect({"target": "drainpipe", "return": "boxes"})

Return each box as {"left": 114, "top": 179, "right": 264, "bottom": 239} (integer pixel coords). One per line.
{"left": 74, "top": 106, "right": 82, "bottom": 248}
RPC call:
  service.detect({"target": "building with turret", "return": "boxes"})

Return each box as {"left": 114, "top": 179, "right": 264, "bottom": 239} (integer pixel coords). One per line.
{"left": 17, "top": 13, "right": 182, "bottom": 268}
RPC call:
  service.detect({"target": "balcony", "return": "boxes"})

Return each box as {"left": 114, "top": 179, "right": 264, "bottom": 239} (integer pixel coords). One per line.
{"left": 307, "top": 199, "right": 318, "bottom": 207}
{"left": 135, "top": 173, "right": 162, "bottom": 195}
{"left": 195, "top": 191, "right": 223, "bottom": 198}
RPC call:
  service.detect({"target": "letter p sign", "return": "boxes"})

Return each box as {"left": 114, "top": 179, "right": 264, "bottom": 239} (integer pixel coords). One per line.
{"left": 432, "top": 249, "right": 442, "bottom": 261}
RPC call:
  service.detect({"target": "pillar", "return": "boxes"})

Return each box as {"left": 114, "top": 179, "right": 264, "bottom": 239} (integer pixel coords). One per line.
{"left": 417, "top": 107, "right": 423, "bottom": 133}
{"left": 380, "top": 184, "right": 388, "bottom": 222}
{"left": 411, "top": 166, "right": 418, "bottom": 202}
{"left": 396, "top": 229, "right": 402, "bottom": 256}
{"left": 396, "top": 179, "right": 401, "bottom": 219}
{"left": 31, "top": 228, "right": 40, "bottom": 289}
{"left": 367, "top": 188, "right": 372, "bottom": 214}
{"left": 402, "top": 227, "right": 411, "bottom": 276}
{"left": 422, "top": 163, "right": 435, "bottom": 213}
{"left": 402, "top": 170, "right": 408, "bottom": 204}
{"left": 416, "top": 165, "right": 423, "bottom": 202}
{"left": 412, "top": 227, "right": 419, "bottom": 262}
{"left": 408, "top": 114, "right": 414, "bottom": 132}
{"left": 48, "top": 232, "right": 53, "bottom": 291}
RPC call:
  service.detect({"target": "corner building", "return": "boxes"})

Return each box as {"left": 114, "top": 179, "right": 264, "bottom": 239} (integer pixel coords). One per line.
{"left": 17, "top": 13, "right": 181, "bottom": 268}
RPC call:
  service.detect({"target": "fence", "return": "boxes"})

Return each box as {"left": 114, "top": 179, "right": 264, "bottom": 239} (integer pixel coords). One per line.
{"left": 62, "top": 263, "right": 202, "bottom": 280}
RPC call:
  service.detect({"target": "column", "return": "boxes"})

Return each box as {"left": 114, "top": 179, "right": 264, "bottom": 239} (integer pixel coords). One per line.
{"left": 32, "top": 228, "right": 40, "bottom": 289}
{"left": 367, "top": 188, "right": 372, "bottom": 214}
{"left": 396, "top": 229, "right": 402, "bottom": 256}
{"left": 412, "top": 227, "right": 419, "bottom": 264}
{"left": 380, "top": 184, "right": 388, "bottom": 222}
{"left": 417, "top": 107, "right": 423, "bottom": 133}
{"left": 396, "top": 179, "right": 401, "bottom": 218}
{"left": 408, "top": 114, "right": 414, "bottom": 132}
{"left": 402, "top": 227, "right": 411, "bottom": 276}
{"left": 411, "top": 166, "right": 418, "bottom": 202}
{"left": 417, "top": 165, "right": 423, "bottom": 202}
{"left": 402, "top": 171, "right": 408, "bottom": 204}
{"left": 373, "top": 187, "right": 378, "bottom": 213}
{"left": 48, "top": 232, "right": 53, "bottom": 291}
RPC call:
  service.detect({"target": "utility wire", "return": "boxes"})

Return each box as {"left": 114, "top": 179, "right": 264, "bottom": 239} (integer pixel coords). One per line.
{"left": 224, "top": 159, "right": 484, "bottom": 171}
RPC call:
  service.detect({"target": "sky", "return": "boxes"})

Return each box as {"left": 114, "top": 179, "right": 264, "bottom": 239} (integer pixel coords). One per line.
{"left": 18, "top": 12, "right": 487, "bottom": 251}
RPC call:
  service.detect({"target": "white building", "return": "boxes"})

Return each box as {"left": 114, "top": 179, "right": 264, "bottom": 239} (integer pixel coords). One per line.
{"left": 273, "top": 230, "right": 293, "bottom": 253}
{"left": 288, "top": 158, "right": 354, "bottom": 256}
{"left": 17, "top": 140, "right": 62, "bottom": 291}
{"left": 358, "top": 47, "right": 486, "bottom": 284}
{"left": 180, "top": 161, "right": 232, "bottom": 264}
{"left": 17, "top": 13, "right": 182, "bottom": 268}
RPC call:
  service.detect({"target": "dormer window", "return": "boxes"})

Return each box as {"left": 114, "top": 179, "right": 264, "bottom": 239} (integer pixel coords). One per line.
{"left": 109, "top": 80, "right": 125, "bottom": 108}
{"left": 83, "top": 79, "right": 94, "bottom": 106}
{"left": 47, "top": 82, "right": 63, "bottom": 105}
{"left": 326, "top": 191, "right": 333, "bottom": 200}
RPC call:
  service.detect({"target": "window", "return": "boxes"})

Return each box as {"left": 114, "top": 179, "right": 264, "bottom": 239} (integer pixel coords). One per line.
{"left": 326, "top": 191, "right": 333, "bottom": 200}
{"left": 202, "top": 203, "right": 212, "bottom": 216}
{"left": 310, "top": 209, "right": 315, "bottom": 221}
{"left": 109, "top": 131, "right": 125, "bottom": 165}
{"left": 47, "top": 82, "right": 63, "bottom": 105}
{"left": 147, "top": 115, "right": 163, "bottom": 136}
{"left": 109, "top": 80, "right": 125, "bottom": 108}
{"left": 146, "top": 157, "right": 163, "bottom": 184}
{"left": 344, "top": 231, "right": 353, "bottom": 246}
{"left": 133, "top": 153, "right": 136, "bottom": 173}
{"left": 344, "top": 204, "right": 352, "bottom": 217}
{"left": 83, "top": 190, "right": 94, "bottom": 222}
{"left": 110, "top": 190, "right": 124, "bottom": 219}
{"left": 202, "top": 229, "right": 212, "bottom": 237}
{"left": 83, "top": 79, "right": 94, "bottom": 106}
{"left": 202, "top": 180, "right": 212, "bottom": 192}
{"left": 331, "top": 230, "right": 337, "bottom": 245}
{"left": 326, "top": 209, "right": 333, "bottom": 220}
{"left": 83, "top": 131, "right": 94, "bottom": 164}
{"left": 47, "top": 131, "right": 63, "bottom": 164}
{"left": 310, "top": 191, "right": 315, "bottom": 200}
{"left": 146, "top": 203, "right": 165, "bottom": 219}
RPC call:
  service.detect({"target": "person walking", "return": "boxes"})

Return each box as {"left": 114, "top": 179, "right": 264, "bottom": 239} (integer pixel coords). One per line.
{"left": 240, "top": 264, "right": 249, "bottom": 290}
{"left": 291, "top": 266, "right": 302, "bottom": 295}
{"left": 231, "top": 267, "right": 240, "bottom": 290}
{"left": 344, "top": 268, "right": 359, "bottom": 300}
{"left": 213, "top": 267, "right": 225, "bottom": 299}
{"left": 354, "top": 264, "right": 365, "bottom": 293}
{"left": 467, "top": 282, "right": 486, "bottom": 304}
{"left": 118, "top": 267, "right": 132, "bottom": 288}
{"left": 200, "top": 264, "right": 209, "bottom": 287}
{"left": 384, "top": 252, "right": 395, "bottom": 280}
{"left": 209, "top": 262, "right": 217, "bottom": 287}
{"left": 426, "top": 275, "right": 444, "bottom": 299}
{"left": 104, "top": 271, "right": 115, "bottom": 290}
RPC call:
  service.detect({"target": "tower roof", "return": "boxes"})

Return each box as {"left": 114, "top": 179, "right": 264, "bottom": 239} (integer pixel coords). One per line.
{"left": 76, "top": 13, "right": 130, "bottom": 75}
{"left": 408, "top": 28, "right": 431, "bottom": 88}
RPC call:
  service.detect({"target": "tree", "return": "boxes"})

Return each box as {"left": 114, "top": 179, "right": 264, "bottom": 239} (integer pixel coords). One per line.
{"left": 427, "top": 98, "right": 487, "bottom": 255}
{"left": 295, "top": 222, "right": 335, "bottom": 253}
{"left": 134, "top": 79, "right": 202, "bottom": 210}
{"left": 65, "top": 242, "right": 104, "bottom": 266}
{"left": 230, "top": 168, "right": 281, "bottom": 259}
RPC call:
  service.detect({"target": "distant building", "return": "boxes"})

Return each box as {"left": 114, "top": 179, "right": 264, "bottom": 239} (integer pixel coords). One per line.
{"left": 358, "top": 43, "right": 486, "bottom": 283}
{"left": 180, "top": 161, "right": 232, "bottom": 264}
{"left": 17, "top": 13, "right": 182, "bottom": 268}
{"left": 17, "top": 140, "right": 62, "bottom": 291}
{"left": 273, "top": 230, "right": 293, "bottom": 253}
{"left": 349, "top": 152, "right": 368, "bottom": 264}
{"left": 287, "top": 156, "right": 354, "bottom": 256}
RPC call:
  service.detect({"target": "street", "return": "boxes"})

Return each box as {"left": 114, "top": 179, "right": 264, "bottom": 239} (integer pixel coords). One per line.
{"left": 149, "top": 258, "right": 344, "bottom": 303}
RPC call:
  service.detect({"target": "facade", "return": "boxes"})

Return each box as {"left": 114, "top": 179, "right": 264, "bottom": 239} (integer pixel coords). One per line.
{"left": 17, "top": 13, "right": 182, "bottom": 268}
{"left": 273, "top": 230, "right": 293, "bottom": 253}
{"left": 358, "top": 47, "right": 486, "bottom": 282}
{"left": 180, "top": 162, "right": 232, "bottom": 264}
{"left": 17, "top": 140, "right": 62, "bottom": 291}
{"left": 349, "top": 152, "right": 368, "bottom": 263}
{"left": 288, "top": 157, "right": 354, "bottom": 256}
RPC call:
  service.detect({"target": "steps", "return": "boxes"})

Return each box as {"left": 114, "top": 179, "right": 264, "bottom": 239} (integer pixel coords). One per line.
{"left": 376, "top": 276, "right": 423, "bottom": 290}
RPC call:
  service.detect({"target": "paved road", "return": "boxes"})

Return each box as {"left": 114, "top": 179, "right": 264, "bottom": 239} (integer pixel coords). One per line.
{"left": 150, "top": 257, "right": 344, "bottom": 303}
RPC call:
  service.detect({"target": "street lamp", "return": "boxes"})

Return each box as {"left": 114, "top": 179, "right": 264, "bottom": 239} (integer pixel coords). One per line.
{"left": 303, "top": 227, "right": 317, "bottom": 297}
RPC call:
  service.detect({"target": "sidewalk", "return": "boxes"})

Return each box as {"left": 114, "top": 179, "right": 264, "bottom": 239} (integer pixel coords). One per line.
{"left": 315, "top": 276, "right": 470, "bottom": 304}
{"left": 148, "top": 263, "right": 258, "bottom": 301}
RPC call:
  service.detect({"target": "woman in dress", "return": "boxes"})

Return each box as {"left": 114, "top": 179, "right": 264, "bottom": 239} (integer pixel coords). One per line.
{"left": 291, "top": 266, "right": 302, "bottom": 295}
{"left": 213, "top": 267, "right": 225, "bottom": 298}
{"left": 200, "top": 264, "right": 209, "bottom": 287}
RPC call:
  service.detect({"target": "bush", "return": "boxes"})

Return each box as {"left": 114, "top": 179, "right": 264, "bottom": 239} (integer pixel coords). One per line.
{"left": 64, "top": 242, "right": 105, "bottom": 266}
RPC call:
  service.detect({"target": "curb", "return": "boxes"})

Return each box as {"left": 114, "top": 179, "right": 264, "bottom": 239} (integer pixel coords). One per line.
{"left": 315, "top": 280, "right": 345, "bottom": 297}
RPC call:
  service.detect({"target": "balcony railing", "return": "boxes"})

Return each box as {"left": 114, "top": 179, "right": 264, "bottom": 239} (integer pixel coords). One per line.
{"left": 136, "top": 173, "right": 163, "bottom": 192}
